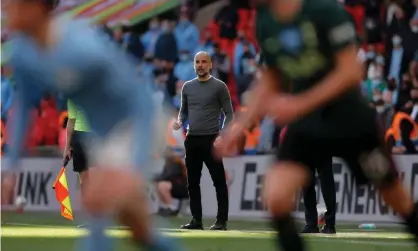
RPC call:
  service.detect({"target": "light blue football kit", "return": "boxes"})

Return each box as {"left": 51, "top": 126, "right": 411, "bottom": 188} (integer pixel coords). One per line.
{"left": 7, "top": 19, "right": 183, "bottom": 251}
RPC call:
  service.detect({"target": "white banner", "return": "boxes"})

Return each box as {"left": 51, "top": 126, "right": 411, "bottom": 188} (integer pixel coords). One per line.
{"left": 198, "top": 155, "right": 418, "bottom": 223}
{"left": 4, "top": 158, "right": 165, "bottom": 214}
{"left": 3, "top": 158, "right": 81, "bottom": 211}
{"left": 6, "top": 155, "right": 418, "bottom": 223}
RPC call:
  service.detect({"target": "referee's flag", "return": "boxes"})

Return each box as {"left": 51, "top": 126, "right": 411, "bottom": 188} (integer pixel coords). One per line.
{"left": 53, "top": 158, "right": 73, "bottom": 221}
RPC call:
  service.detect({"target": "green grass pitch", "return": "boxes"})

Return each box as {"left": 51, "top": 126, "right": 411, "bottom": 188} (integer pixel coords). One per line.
{"left": 1, "top": 212, "right": 416, "bottom": 251}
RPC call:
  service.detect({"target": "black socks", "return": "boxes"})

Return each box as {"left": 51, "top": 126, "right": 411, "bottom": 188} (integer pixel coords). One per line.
{"left": 271, "top": 215, "right": 305, "bottom": 251}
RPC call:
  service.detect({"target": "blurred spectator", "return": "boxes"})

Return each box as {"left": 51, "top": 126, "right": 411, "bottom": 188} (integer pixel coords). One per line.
{"left": 195, "top": 30, "right": 215, "bottom": 55}
{"left": 174, "top": 50, "right": 196, "bottom": 82}
{"left": 141, "top": 17, "right": 162, "bottom": 57}
{"left": 154, "top": 151, "right": 188, "bottom": 216}
{"left": 390, "top": 104, "right": 418, "bottom": 154}
{"left": 396, "top": 73, "right": 413, "bottom": 108}
{"left": 388, "top": 34, "right": 404, "bottom": 85}
{"left": 364, "top": 0, "right": 383, "bottom": 44}
{"left": 236, "top": 42, "right": 256, "bottom": 101}
{"left": 214, "top": 0, "right": 239, "bottom": 40}
{"left": 162, "top": 62, "right": 180, "bottom": 99}
{"left": 411, "top": 0, "right": 418, "bottom": 33}
{"left": 410, "top": 50, "right": 418, "bottom": 87}
{"left": 241, "top": 120, "right": 261, "bottom": 155}
{"left": 1, "top": 68, "right": 13, "bottom": 121}
{"left": 101, "top": 23, "right": 114, "bottom": 40}
{"left": 212, "top": 43, "right": 230, "bottom": 83}
{"left": 410, "top": 87, "right": 418, "bottom": 122}
{"left": 362, "top": 55, "right": 386, "bottom": 102}
{"left": 257, "top": 117, "right": 275, "bottom": 154}
{"left": 113, "top": 25, "right": 124, "bottom": 45}
{"left": 140, "top": 55, "right": 156, "bottom": 78}
{"left": 174, "top": 10, "right": 200, "bottom": 53}
{"left": 154, "top": 20, "right": 178, "bottom": 64}
{"left": 385, "top": 2, "right": 407, "bottom": 37}
{"left": 233, "top": 30, "right": 256, "bottom": 78}
{"left": 122, "top": 26, "right": 145, "bottom": 61}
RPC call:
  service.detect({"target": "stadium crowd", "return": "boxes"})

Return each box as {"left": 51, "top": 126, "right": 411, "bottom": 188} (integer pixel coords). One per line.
{"left": 1, "top": 0, "right": 418, "bottom": 156}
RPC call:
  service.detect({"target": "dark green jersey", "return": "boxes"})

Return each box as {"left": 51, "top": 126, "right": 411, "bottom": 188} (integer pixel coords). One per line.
{"left": 256, "top": 0, "right": 374, "bottom": 137}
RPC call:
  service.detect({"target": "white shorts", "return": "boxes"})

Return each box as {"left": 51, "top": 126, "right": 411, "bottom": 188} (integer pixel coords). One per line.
{"left": 87, "top": 121, "right": 135, "bottom": 169}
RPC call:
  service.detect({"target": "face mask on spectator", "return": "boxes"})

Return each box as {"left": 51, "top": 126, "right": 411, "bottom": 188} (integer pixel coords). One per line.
{"left": 237, "top": 32, "right": 245, "bottom": 41}
{"left": 366, "top": 51, "right": 376, "bottom": 60}
{"left": 247, "top": 66, "right": 256, "bottom": 73}
{"left": 179, "top": 16, "right": 189, "bottom": 24}
{"left": 375, "top": 55, "right": 384, "bottom": 65}
{"left": 392, "top": 36, "right": 402, "bottom": 46}
{"left": 376, "top": 105, "right": 385, "bottom": 113}
{"left": 411, "top": 25, "right": 418, "bottom": 33}
{"left": 373, "top": 95, "right": 382, "bottom": 102}
{"left": 161, "top": 23, "right": 170, "bottom": 32}
{"left": 149, "top": 21, "right": 159, "bottom": 30}
{"left": 180, "top": 53, "right": 190, "bottom": 61}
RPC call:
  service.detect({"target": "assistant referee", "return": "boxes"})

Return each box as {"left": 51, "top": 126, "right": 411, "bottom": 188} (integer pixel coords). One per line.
{"left": 64, "top": 100, "right": 93, "bottom": 189}
{"left": 173, "top": 51, "right": 234, "bottom": 231}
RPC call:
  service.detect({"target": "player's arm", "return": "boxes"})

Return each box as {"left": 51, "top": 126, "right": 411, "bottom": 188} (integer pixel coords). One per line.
{"left": 297, "top": 4, "right": 363, "bottom": 113}
{"left": 178, "top": 83, "right": 188, "bottom": 125}
{"left": 219, "top": 81, "right": 234, "bottom": 128}
{"left": 6, "top": 71, "right": 40, "bottom": 170}
{"left": 65, "top": 100, "right": 76, "bottom": 154}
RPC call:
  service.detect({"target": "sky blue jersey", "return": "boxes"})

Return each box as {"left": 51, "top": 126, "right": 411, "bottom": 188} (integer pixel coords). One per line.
{"left": 7, "top": 19, "right": 155, "bottom": 169}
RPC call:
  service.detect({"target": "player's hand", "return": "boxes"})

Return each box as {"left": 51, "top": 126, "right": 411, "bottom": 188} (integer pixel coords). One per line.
{"left": 172, "top": 121, "right": 182, "bottom": 131}
{"left": 63, "top": 147, "right": 72, "bottom": 162}
{"left": 214, "top": 122, "right": 245, "bottom": 158}
{"left": 213, "top": 136, "right": 222, "bottom": 148}
{"left": 1, "top": 171, "right": 17, "bottom": 205}
{"left": 267, "top": 95, "right": 306, "bottom": 125}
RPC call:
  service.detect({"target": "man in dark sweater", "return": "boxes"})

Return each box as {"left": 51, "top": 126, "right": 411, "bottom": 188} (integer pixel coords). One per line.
{"left": 173, "top": 51, "right": 234, "bottom": 231}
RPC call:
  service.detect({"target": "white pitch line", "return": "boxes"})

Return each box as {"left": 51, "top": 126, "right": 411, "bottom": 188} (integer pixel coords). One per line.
{"left": 309, "top": 238, "right": 414, "bottom": 247}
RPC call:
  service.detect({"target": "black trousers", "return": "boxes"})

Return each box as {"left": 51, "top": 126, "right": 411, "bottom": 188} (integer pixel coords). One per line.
{"left": 184, "top": 134, "right": 229, "bottom": 222}
{"left": 303, "top": 158, "right": 336, "bottom": 227}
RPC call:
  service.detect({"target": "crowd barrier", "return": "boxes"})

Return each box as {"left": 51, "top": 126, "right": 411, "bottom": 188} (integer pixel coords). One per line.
{"left": 3, "top": 155, "right": 418, "bottom": 223}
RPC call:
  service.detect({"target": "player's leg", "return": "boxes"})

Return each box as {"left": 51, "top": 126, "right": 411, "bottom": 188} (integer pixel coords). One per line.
{"left": 71, "top": 131, "right": 91, "bottom": 193}
{"left": 157, "top": 181, "right": 174, "bottom": 208}
{"left": 181, "top": 135, "right": 205, "bottom": 229}
{"left": 202, "top": 134, "right": 229, "bottom": 230}
{"left": 71, "top": 131, "right": 91, "bottom": 228}
{"left": 340, "top": 134, "right": 418, "bottom": 242}
{"left": 317, "top": 158, "right": 336, "bottom": 234}
{"left": 156, "top": 180, "right": 179, "bottom": 215}
{"left": 82, "top": 126, "right": 186, "bottom": 251}
{"left": 301, "top": 164, "right": 320, "bottom": 233}
{"left": 266, "top": 131, "right": 321, "bottom": 251}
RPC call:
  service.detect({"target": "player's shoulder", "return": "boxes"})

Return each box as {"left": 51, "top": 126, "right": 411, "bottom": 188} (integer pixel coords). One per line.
{"left": 9, "top": 33, "right": 34, "bottom": 66}
{"left": 211, "top": 77, "right": 228, "bottom": 88}
{"left": 211, "top": 76, "right": 226, "bottom": 85}
{"left": 59, "top": 19, "right": 111, "bottom": 59}
{"left": 183, "top": 78, "right": 199, "bottom": 86}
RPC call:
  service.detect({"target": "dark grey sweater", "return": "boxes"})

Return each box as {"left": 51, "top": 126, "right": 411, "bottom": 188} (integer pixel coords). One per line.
{"left": 178, "top": 76, "right": 234, "bottom": 135}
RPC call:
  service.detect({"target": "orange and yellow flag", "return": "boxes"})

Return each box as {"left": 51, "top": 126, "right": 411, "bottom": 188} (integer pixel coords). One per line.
{"left": 53, "top": 167, "right": 73, "bottom": 221}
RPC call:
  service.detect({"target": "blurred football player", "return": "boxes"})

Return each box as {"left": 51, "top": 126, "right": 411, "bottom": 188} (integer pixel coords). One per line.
{"left": 1, "top": 0, "right": 185, "bottom": 251}
{"left": 217, "top": 0, "right": 418, "bottom": 251}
